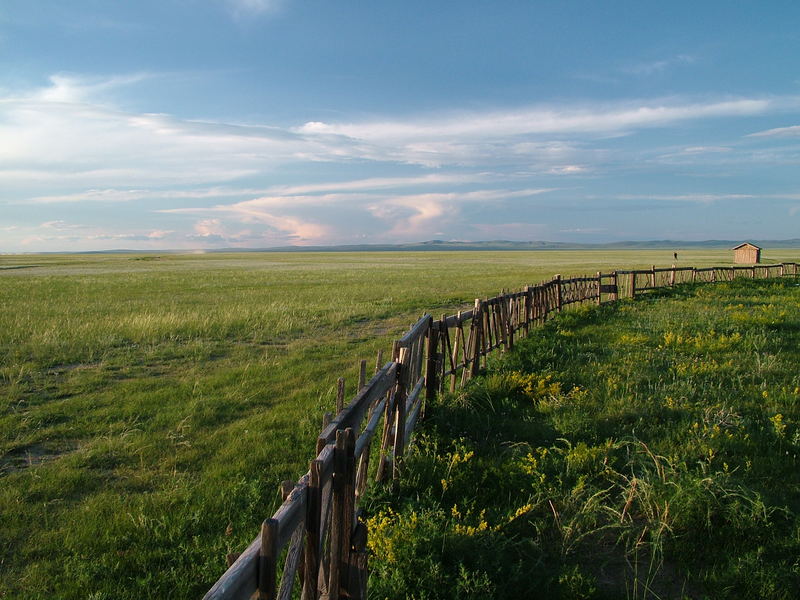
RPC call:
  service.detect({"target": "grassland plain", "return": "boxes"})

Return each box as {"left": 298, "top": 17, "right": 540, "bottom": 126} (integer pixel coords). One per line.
{"left": 364, "top": 277, "right": 800, "bottom": 600}
{"left": 1, "top": 249, "right": 798, "bottom": 599}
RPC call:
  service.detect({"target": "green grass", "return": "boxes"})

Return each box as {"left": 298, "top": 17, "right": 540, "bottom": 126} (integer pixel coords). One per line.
{"left": 1, "top": 249, "right": 798, "bottom": 599}
{"left": 365, "top": 277, "right": 800, "bottom": 599}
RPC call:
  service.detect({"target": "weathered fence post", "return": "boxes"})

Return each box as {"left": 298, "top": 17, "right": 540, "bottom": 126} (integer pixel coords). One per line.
{"left": 348, "top": 512, "right": 368, "bottom": 600}
{"left": 555, "top": 274, "right": 563, "bottom": 312}
{"left": 631, "top": 272, "right": 637, "bottom": 299}
{"left": 611, "top": 271, "right": 618, "bottom": 301}
{"left": 374, "top": 349, "right": 383, "bottom": 374}
{"left": 328, "top": 428, "right": 356, "bottom": 599}
{"left": 302, "top": 460, "right": 321, "bottom": 600}
{"left": 470, "top": 299, "right": 482, "bottom": 378}
{"left": 336, "top": 378, "right": 345, "bottom": 414}
{"left": 425, "top": 319, "right": 439, "bottom": 402}
{"left": 669, "top": 264, "right": 676, "bottom": 286}
{"left": 500, "top": 294, "right": 511, "bottom": 351}
{"left": 358, "top": 361, "right": 367, "bottom": 391}
{"left": 651, "top": 265, "right": 656, "bottom": 288}
{"left": 259, "top": 519, "right": 279, "bottom": 600}
{"left": 596, "top": 272, "right": 602, "bottom": 305}
{"left": 523, "top": 285, "right": 532, "bottom": 332}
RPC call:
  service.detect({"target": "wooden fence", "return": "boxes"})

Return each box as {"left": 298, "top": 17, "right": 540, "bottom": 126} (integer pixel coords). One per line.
{"left": 202, "top": 262, "right": 798, "bottom": 600}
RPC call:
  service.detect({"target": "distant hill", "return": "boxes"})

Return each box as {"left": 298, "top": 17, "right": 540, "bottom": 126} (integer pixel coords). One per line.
{"left": 206, "top": 238, "right": 800, "bottom": 252}
{"left": 20, "top": 238, "right": 800, "bottom": 255}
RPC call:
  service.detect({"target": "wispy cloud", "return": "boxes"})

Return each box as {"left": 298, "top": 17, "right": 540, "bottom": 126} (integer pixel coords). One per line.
{"left": 31, "top": 72, "right": 152, "bottom": 103}
{"left": 23, "top": 174, "right": 488, "bottom": 205}
{"left": 225, "top": 0, "right": 286, "bottom": 18}
{"left": 623, "top": 55, "right": 696, "bottom": 76}
{"left": 296, "top": 98, "right": 772, "bottom": 141}
{"left": 616, "top": 193, "right": 756, "bottom": 204}
{"left": 160, "top": 187, "right": 556, "bottom": 243}
{"left": 747, "top": 125, "right": 800, "bottom": 138}
{"left": 2, "top": 74, "right": 793, "bottom": 198}
{"left": 4, "top": 72, "right": 800, "bottom": 250}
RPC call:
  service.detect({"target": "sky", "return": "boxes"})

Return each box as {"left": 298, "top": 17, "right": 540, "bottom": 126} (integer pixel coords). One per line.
{"left": 2, "top": 1, "right": 800, "bottom": 252}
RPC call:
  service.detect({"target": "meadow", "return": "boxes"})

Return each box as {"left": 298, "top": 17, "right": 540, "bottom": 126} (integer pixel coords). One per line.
{"left": 365, "top": 277, "right": 800, "bottom": 599}
{"left": 1, "top": 249, "right": 798, "bottom": 599}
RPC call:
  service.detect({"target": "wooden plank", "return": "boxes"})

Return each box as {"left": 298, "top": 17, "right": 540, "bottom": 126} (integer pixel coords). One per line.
{"left": 317, "top": 362, "right": 398, "bottom": 451}
{"left": 316, "top": 444, "right": 335, "bottom": 487}
{"left": 397, "top": 314, "right": 431, "bottom": 348}
{"left": 354, "top": 395, "right": 387, "bottom": 460}
{"left": 277, "top": 519, "right": 305, "bottom": 600}
{"left": 403, "top": 377, "right": 425, "bottom": 416}
{"left": 272, "top": 478, "right": 308, "bottom": 549}
{"left": 441, "top": 309, "right": 474, "bottom": 328}
{"left": 404, "top": 392, "right": 424, "bottom": 443}
{"left": 375, "top": 389, "right": 396, "bottom": 482}
{"left": 203, "top": 536, "right": 261, "bottom": 600}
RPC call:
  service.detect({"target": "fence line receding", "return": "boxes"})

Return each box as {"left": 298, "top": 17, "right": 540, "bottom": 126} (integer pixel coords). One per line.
{"left": 203, "top": 261, "right": 798, "bottom": 600}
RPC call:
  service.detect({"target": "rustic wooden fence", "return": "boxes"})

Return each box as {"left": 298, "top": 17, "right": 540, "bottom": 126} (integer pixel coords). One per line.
{"left": 202, "top": 261, "right": 798, "bottom": 600}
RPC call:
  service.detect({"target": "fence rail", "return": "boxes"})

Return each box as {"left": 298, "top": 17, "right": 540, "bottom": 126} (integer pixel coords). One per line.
{"left": 202, "top": 261, "right": 798, "bottom": 600}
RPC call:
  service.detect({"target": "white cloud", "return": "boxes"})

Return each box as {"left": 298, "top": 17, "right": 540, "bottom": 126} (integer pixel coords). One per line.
{"left": 161, "top": 187, "right": 555, "bottom": 244}
{"left": 2, "top": 74, "right": 795, "bottom": 201}
{"left": 623, "top": 54, "right": 696, "bottom": 76}
{"left": 680, "top": 146, "right": 732, "bottom": 154}
{"left": 22, "top": 174, "right": 486, "bottom": 205}
{"left": 547, "top": 165, "right": 587, "bottom": 175}
{"left": 617, "top": 193, "right": 756, "bottom": 204}
{"left": 747, "top": 125, "right": 800, "bottom": 138}
{"left": 226, "top": 0, "right": 285, "bottom": 18}
{"left": 32, "top": 73, "right": 151, "bottom": 103}
{"left": 295, "top": 98, "right": 772, "bottom": 141}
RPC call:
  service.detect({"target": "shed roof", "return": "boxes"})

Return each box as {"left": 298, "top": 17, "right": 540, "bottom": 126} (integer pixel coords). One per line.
{"left": 732, "top": 242, "right": 761, "bottom": 250}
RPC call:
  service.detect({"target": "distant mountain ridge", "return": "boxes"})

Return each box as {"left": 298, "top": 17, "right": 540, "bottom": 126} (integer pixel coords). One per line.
{"left": 205, "top": 238, "right": 800, "bottom": 252}
{"left": 16, "top": 238, "right": 800, "bottom": 255}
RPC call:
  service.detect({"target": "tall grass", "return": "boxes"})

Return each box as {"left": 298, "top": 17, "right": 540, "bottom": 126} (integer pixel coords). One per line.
{"left": 2, "top": 250, "right": 799, "bottom": 598}
{"left": 365, "top": 278, "right": 800, "bottom": 599}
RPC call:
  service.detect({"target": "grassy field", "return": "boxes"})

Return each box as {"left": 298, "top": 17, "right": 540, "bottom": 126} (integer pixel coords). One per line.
{"left": 1, "top": 249, "right": 799, "bottom": 599}
{"left": 365, "top": 277, "right": 800, "bottom": 599}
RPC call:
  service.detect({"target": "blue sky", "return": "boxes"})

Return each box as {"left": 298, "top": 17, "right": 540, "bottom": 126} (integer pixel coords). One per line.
{"left": 2, "top": 1, "right": 800, "bottom": 252}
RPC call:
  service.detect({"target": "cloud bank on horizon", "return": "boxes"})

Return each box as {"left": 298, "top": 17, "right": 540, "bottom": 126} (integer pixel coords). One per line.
{"left": 2, "top": 1, "right": 800, "bottom": 252}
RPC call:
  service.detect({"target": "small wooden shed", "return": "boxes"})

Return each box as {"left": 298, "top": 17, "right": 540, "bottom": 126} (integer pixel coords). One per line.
{"left": 732, "top": 242, "right": 761, "bottom": 264}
